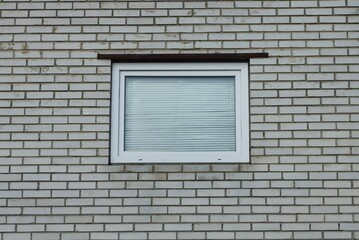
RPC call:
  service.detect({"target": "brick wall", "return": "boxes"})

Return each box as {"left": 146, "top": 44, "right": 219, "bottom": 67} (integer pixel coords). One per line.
{"left": 0, "top": 1, "right": 358, "bottom": 239}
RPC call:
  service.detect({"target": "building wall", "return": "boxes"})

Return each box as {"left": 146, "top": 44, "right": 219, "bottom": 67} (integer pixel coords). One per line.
{"left": 0, "top": 1, "right": 358, "bottom": 239}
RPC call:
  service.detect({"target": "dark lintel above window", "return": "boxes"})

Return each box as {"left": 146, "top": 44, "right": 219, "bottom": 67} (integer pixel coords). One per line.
{"left": 97, "top": 53, "right": 269, "bottom": 62}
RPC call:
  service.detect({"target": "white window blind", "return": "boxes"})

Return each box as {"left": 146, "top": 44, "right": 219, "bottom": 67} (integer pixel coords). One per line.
{"left": 124, "top": 76, "right": 236, "bottom": 152}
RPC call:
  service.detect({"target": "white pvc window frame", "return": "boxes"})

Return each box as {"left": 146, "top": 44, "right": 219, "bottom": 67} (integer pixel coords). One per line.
{"left": 111, "top": 62, "right": 249, "bottom": 163}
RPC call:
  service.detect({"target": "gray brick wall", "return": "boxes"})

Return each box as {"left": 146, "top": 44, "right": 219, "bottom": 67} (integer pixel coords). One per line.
{"left": 1, "top": 0, "right": 358, "bottom": 239}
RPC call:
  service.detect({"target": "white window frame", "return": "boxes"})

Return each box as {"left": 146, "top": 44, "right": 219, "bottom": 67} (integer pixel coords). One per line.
{"left": 111, "top": 62, "right": 249, "bottom": 163}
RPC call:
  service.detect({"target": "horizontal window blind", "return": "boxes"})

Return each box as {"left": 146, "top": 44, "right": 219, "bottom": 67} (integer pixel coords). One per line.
{"left": 124, "top": 76, "right": 236, "bottom": 152}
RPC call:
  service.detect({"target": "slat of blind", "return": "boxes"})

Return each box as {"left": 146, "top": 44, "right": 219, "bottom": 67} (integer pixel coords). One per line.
{"left": 124, "top": 76, "right": 236, "bottom": 152}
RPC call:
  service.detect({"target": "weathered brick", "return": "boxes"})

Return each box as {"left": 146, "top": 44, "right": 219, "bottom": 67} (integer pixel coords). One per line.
{"left": 0, "top": 1, "right": 358, "bottom": 239}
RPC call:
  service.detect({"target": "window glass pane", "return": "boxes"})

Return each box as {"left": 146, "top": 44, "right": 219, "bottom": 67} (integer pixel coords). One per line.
{"left": 124, "top": 76, "right": 235, "bottom": 152}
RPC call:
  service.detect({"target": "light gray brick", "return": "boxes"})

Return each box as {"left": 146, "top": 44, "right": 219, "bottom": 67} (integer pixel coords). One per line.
{"left": 148, "top": 232, "right": 176, "bottom": 239}
{"left": 324, "top": 231, "right": 352, "bottom": 239}
{"left": 3, "top": 233, "right": 31, "bottom": 240}
{"left": 90, "top": 232, "right": 118, "bottom": 240}
{"left": 207, "top": 232, "right": 234, "bottom": 239}
{"left": 119, "top": 232, "right": 146, "bottom": 239}
{"left": 181, "top": 215, "right": 208, "bottom": 223}
{"left": 178, "top": 232, "right": 205, "bottom": 239}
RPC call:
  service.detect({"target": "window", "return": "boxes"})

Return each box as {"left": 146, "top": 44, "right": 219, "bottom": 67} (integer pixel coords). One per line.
{"left": 111, "top": 62, "right": 249, "bottom": 163}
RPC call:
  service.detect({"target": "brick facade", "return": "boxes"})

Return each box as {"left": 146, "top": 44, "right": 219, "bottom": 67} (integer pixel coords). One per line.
{"left": 0, "top": 0, "right": 358, "bottom": 239}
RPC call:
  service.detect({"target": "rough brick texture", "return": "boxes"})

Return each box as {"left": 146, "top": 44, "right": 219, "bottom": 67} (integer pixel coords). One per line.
{"left": 1, "top": 0, "right": 358, "bottom": 239}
